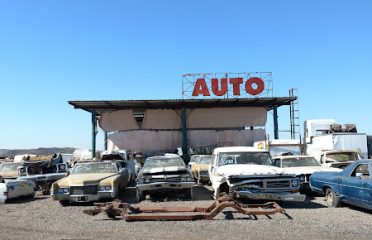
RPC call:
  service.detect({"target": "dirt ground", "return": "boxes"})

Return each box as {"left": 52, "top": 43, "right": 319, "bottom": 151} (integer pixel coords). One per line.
{"left": 0, "top": 185, "right": 371, "bottom": 240}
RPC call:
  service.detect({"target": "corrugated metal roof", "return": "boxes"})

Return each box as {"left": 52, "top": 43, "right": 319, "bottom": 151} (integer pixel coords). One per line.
{"left": 68, "top": 97, "right": 296, "bottom": 114}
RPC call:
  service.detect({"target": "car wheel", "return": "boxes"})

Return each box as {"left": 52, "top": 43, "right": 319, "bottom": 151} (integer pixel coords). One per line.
{"left": 136, "top": 189, "right": 145, "bottom": 202}
{"left": 184, "top": 188, "right": 193, "bottom": 200}
{"left": 325, "top": 188, "right": 341, "bottom": 208}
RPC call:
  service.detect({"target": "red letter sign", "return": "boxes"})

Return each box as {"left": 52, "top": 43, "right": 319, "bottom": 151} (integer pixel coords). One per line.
{"left": 211, "top": 78, "right": 227, "bottom": 96}
{"left": 229, "top": 78, "right": 243, "bottom": 95}
{"left": 245, "top": 77, "right": 265, "bottom": 95}
{"left": 192, "top": 78, "right": 210, "bottom": 96}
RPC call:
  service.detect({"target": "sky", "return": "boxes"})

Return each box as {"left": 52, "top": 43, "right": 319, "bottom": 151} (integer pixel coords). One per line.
{"left": 0, "top": 0, "right": 371, "bottom": 150}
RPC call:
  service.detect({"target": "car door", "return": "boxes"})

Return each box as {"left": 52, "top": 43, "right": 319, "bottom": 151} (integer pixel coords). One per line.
{"left": 341, "top": 163, "right": 370, "bottom": 205}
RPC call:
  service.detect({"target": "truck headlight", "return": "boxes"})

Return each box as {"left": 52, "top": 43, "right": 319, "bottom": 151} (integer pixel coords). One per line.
{"left": 99, "top": 185, "right": 112, "bottom": 192}
{"left": 291, "top": 179, "right": 299, "bottom": 187}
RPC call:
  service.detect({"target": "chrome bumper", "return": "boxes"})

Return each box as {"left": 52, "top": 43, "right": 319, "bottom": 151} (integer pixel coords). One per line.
{"left": 235, "top": 191, "right": 306, "bottom": 201}
{"left": 137, "top": 182, "right": 194, "bottom": 192}
{"left": 52, "top": 192, "right": 115, "bottom": 203}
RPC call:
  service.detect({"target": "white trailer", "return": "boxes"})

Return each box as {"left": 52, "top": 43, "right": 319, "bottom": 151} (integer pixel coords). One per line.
{"left": 304, "top": 119, "right": 368, "bottom": 162}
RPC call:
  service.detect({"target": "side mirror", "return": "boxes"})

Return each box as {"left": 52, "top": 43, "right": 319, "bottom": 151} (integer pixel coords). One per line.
{"left": 355, "top": 172, "right": 363, "bottom": 179}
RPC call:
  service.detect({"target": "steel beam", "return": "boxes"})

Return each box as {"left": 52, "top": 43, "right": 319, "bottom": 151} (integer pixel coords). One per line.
{"left": 181, "top": 107, "right": 189, "bottom": 163}
{"left": 273, "top": 107, "right": 279, "bottom": 139}
{"left": 91, "top": 110, "right": 97, "bottom": 158}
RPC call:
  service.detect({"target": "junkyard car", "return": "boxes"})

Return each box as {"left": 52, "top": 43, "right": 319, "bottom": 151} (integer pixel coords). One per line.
{"left": 209, "top": 147, "right": 305, "bottom": 201}
{"left": 318, "top": 150, "right": 364, "bottom": 169}
{"left": 16, "top": 154, "right": 68, "bottom": 194}
{"left": 272, "top": 155, "right": 342, "bottom": 190}
{"left": 0, "top": 162, "right": 22, "bottom": 182}
{"left": 309, "top": 159, "right": 372, "bottom": 210}
{"left": 0, "top": 179, "right": 35, "bottom": 204}
{"left": 190, "top": 155, "right": 211, "bottom": 184}
{"left": 51, "top": 161, "right": 130, "bottom": 204}
{"left": 136, "top": 155, "right": 194, "bottom": 201}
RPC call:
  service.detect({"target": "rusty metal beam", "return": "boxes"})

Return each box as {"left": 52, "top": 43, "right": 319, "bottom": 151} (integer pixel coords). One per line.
{"left": 83, "top": 194, "right": 288, "bottom": 221}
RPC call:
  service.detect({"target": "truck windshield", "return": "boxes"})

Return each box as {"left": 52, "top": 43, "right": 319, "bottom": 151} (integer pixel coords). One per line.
{"left": 326, "top": 152, "right": 362, "bottom": 162}
{"left": 218, "top": 152, "right": 272, "bottom": 166}
{"left": 281, "top": 157, "right": 320, "bottom": 167}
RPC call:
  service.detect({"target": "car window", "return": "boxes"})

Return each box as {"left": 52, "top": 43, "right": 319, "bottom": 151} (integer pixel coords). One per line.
{"left": 198, "top": 155, "right": 211, "bottom": 164}
{"left": 144, "top": 157, "right": 185, "bottom": 168}
{"left": 281, "top": 157, "right": 321, "bottom": 167}
{"left": 273, "top": 159, "right": 281, "bottom": 167}
{"left": 0, "top": 163, "right": 20, "bottom": 172}
{"left": 71, "top": 163, "right": 118, "bottom": 174}
{"left": 218, "top": 152, "right": 272, "bottom": 166}
{"left": 350, "top": 164, "right": 370, "bottom": 179}
{"left": 189, "top": 155, "right": 200, "bottom": 163}
{"left": 326, "top": 152, "right": 360, "bottom": 162}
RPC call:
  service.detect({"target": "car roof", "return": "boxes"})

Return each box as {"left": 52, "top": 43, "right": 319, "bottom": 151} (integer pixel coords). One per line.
{"left": 213, "top": 146, "right": 268, "bottom": 154}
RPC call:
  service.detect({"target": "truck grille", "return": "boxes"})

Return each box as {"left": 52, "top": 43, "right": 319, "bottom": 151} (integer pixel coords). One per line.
{"left": 149, "top": 177, "right": 181, "bottom": 183}
{"left": 266, "top": 180, "right": 290, "bottom": 188}
{"left": 70, "top": 185, "right": 98, "bottom": 195}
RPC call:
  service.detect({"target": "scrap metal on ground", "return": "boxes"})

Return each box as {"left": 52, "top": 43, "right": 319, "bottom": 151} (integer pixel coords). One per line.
{"left": 83, "top": 194, "right": 290, "bottom": 221}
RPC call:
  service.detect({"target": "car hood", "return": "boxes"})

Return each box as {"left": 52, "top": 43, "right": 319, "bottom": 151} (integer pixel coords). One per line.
{"left": 216, "top": 164, "right": 287, "bottom": 177}
{"left": 195, "top": 164, "right": 209, "bottom": 171}
{"left": 0, "top": 171, "right": 19, "bottom": 178}
{"left": 58, "top": 173, "right": 118, "bottom": 186}
{"left": 282, "top": 166, "right": 342, "bottom": 175}
{"left": 142, "top": 166, "right": 187, "bottom": 175}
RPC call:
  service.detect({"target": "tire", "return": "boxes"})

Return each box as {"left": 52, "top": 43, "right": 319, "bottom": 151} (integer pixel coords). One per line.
{"left": 59, "top": 200, "right": 70, "bottom": 206}
{"left": 136, "top": 189, "right": 145, "bottom": 202}
{"left": 184, "top": 188, "right": 193, "bottom": 200}
{"left": 325, "top": 188, "right": 341, "bottom": 208}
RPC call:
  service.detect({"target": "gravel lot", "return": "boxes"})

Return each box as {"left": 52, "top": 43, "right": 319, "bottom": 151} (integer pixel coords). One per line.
{"left": 0, "top": 185, "right": 371, "bottom": 240}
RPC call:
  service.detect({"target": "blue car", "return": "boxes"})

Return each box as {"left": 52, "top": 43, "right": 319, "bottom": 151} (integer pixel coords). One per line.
{"left": 310, "top": 160, "right": 372, "bottom": 210}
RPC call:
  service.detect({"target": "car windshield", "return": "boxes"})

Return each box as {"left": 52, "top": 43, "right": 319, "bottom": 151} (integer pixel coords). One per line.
{"left": 281, "top": 157, "right": 321, "bottom": 167}
{"left": 144, "top": 157, "right": 185, "bottom": 168}
{"left": 71, "top": 162, "right": 118, "bottom": 174}
{"left": 189, "top": 155, "right": 200, "bottom": 163}
{"left": 0, "top": 163, "right": 20, "bottom": 172}
{"left": 199, "top": 155, "right": 211, "bottom": 164}
{"left": 326, "top": 152, "right": 361, "bottom": 162}
{"left": 218, "top": 152, "right": 272, "bottom": 166}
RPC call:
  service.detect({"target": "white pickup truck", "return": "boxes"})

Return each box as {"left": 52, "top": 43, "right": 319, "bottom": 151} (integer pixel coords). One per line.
{"left": 208, "top": 146, "right": 305, "bottom": 201}
{"left": 0, "top": 180, "right": 35, "bottom": 204}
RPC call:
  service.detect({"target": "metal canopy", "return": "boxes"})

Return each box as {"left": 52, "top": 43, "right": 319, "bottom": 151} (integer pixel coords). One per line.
{"left": 68, "top": 97, "right": 296, "bottom": 114}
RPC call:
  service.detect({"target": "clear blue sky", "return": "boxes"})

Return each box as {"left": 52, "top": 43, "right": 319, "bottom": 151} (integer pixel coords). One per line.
{"left": 0, "top": 0, "right": 371, "bottom": 149}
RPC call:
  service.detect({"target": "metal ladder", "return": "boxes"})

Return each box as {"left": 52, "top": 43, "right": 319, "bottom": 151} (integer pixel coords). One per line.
{"left": 289, "top": 88, "right": 300, "bottom": 140}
